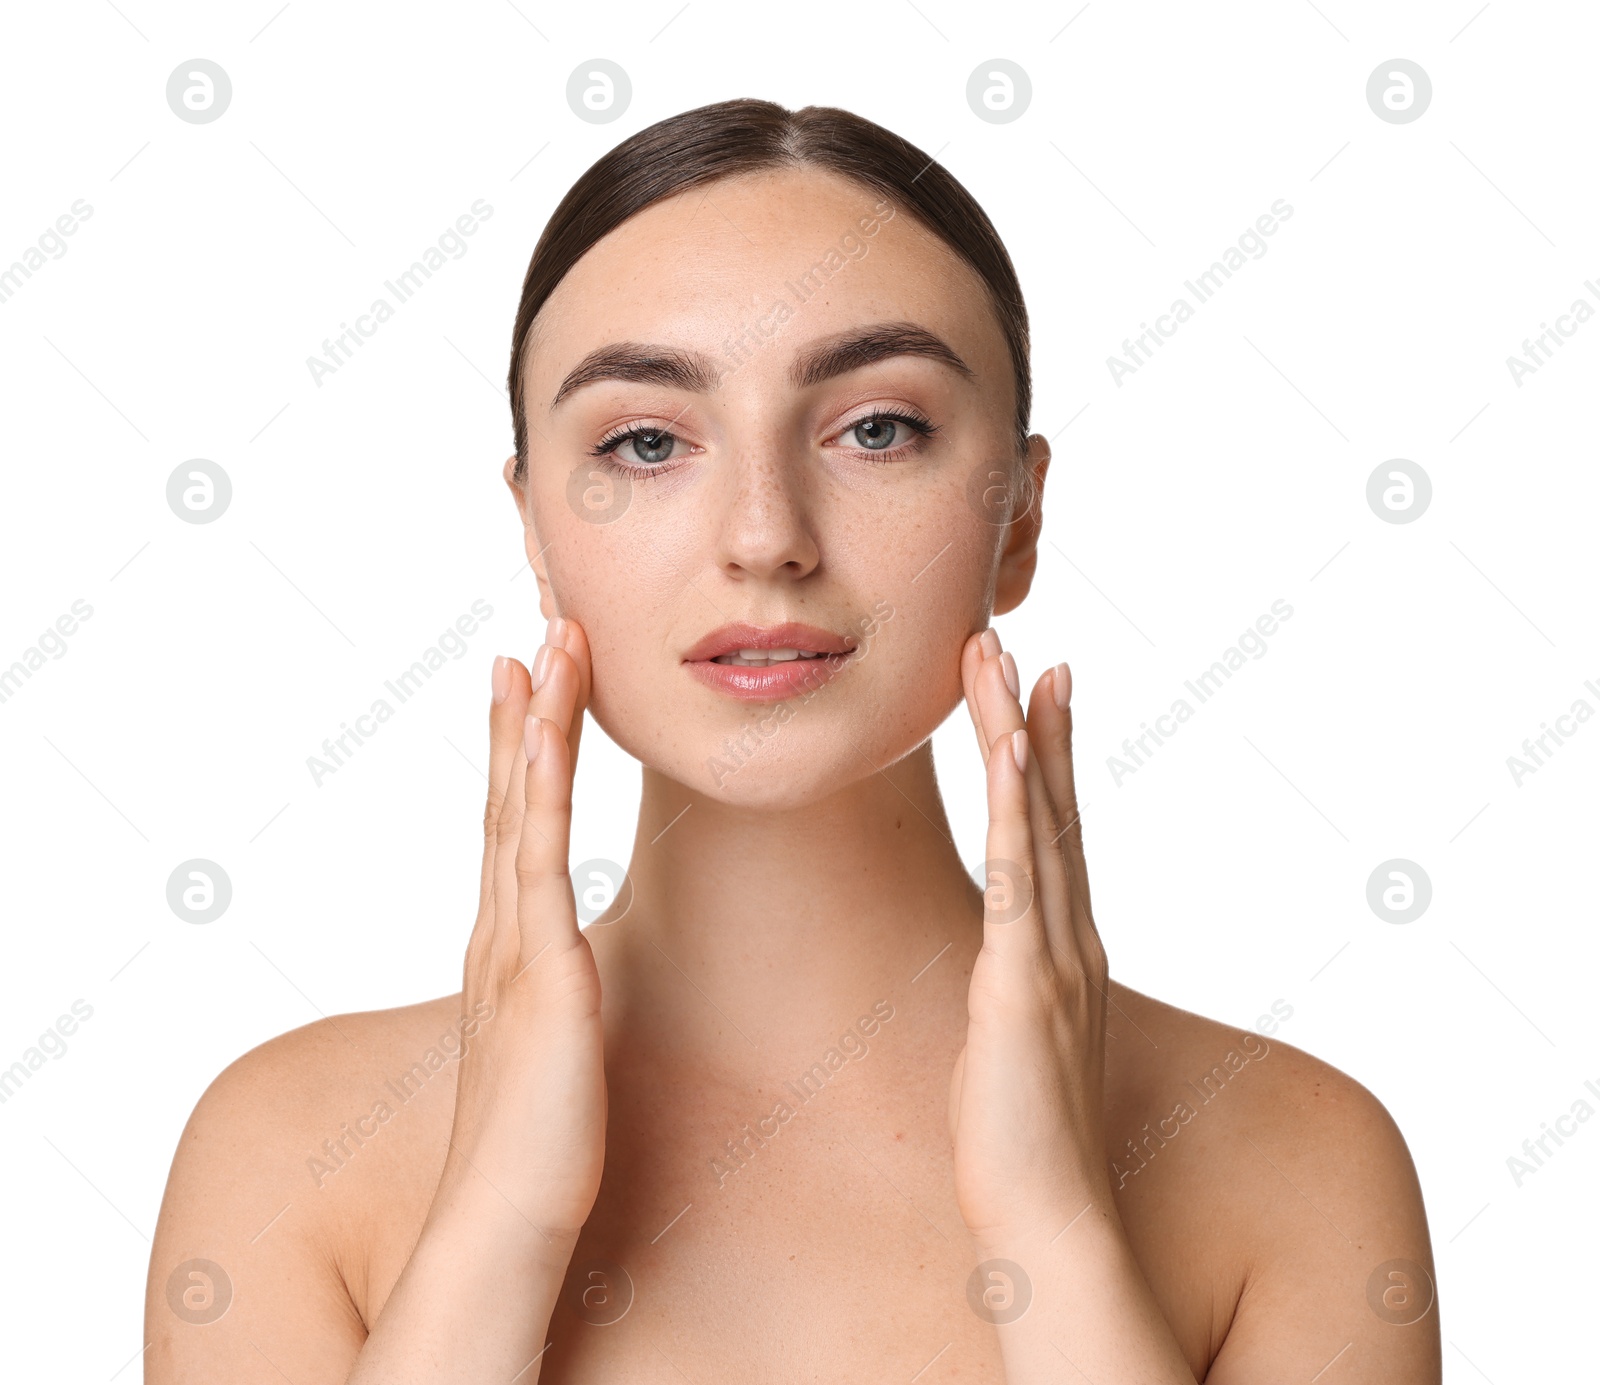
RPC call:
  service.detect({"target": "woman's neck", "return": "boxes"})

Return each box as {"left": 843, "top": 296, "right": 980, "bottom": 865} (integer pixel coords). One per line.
{"left": 594, "top": 741, "right": 982, "bottom": 1072}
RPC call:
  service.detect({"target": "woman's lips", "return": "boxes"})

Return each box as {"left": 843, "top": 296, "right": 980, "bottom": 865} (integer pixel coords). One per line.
{"left": 681, "top": 619, "right": 860, "bottom": 702}
{"left": 684, "top": 650, "right": 856, "bottom": 703}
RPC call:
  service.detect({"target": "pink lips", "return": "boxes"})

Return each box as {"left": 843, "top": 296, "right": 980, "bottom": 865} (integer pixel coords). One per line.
{"left": 682, "top": 621, "right": 860, "bottom": 703}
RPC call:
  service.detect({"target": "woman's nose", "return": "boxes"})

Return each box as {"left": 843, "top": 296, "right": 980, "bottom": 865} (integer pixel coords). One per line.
{"left": 711, "top": 444, "right": 821, "bottom": 583}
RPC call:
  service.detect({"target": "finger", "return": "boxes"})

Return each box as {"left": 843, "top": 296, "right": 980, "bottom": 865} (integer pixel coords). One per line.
{"left": 491, "top": 651, "right": 543, "bottom": 912}
{"left": 512, "top": 714, "right": 581, "bottom": 971}
{"left": 556, "top": 615, "right": 593, "bottom": 765}
{"left": 473, "top": 655, "right": 534, "bottom": 954}
{"left": 1026, "top": 662, "right": 1095, "bottom": 933}
{"left": 530, "top": 641, "right": 578, "bottom": 746}
{"left": 961, "top": 628, "right": 1001, "bottom": 765}
{"left": 537, "top": 616, "right": 593, "bottom": 769}
{"left": 976, "top": 652, "right": 1075, "bottom": 958}
{"left": 503, "top": 616, "right": 588, "bottom": 846}
{"left": 1031, "top": 664, "right": 1083, "bottom": 852}
{"left": 1025, "top": 666, "right": 1107, "bottom": 996}
{"left": 979, "top": 717, "right": 1051, "bottom": 974}
{"left": 974, "top": 654, "right": 1073, "bottom": 962}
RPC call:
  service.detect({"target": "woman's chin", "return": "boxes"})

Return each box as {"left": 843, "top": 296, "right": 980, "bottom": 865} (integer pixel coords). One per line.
{"left": 624, "top": 733, "right": 892, "bottom": 811}
{"left": 596, "top": 684, "right": 948, "bottom": 811}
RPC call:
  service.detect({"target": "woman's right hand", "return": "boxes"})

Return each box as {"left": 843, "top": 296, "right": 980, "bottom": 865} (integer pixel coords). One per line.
{"left": 429, "top": 616, "right": 607, "bottom": 1264}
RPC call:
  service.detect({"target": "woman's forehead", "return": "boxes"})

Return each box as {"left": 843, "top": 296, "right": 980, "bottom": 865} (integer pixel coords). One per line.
{"left": 527, "top": 166, "right": 1003, "bottom": 389}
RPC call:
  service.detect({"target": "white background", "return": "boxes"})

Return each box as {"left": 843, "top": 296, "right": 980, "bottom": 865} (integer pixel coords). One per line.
{"left": 1, "top": 1, "right": 1594, "bottom": 1379}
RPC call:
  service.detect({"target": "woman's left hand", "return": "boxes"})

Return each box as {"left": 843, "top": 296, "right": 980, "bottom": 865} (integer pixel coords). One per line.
{"left": 948, "top": 625, "right": 1113, "bottom": 1251}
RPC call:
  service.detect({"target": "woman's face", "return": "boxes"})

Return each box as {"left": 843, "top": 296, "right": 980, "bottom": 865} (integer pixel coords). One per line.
{"left": 512, "top": 165, "right": 1047, "bottom": 808}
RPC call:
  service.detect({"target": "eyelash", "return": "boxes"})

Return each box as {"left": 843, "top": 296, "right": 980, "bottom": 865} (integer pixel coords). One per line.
{"left": 588, "top": 424, "right": 686, "bottom": 480}
{"left": 836, "top": 407, "right": 940, "bottom": 464}
{"left": 588, "top": 408, "right": 940, "bottom": 479}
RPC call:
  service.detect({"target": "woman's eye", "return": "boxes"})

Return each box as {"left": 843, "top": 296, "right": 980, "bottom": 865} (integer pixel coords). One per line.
{"left": 829, "top": 411, "right": 937, "bottom": 456}
{"left": 851, "top": 417, "right": 901, "bottom": 450}
{"left": 605, "top": 428, "right": 683, "bottom": 466}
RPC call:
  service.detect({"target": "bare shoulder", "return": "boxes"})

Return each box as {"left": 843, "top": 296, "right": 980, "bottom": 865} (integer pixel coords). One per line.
{"left": 1108, "top": 982, "right": 1409, "bottom": 1150}
{"left": 1108, "top": 983, "right": 1440, "bottom": 1384}
{"left": 144, "top": 992, "right": 469, "bottom": 1384}
{"left": 159, "top": 991, "right": 469, "bottom": 1213}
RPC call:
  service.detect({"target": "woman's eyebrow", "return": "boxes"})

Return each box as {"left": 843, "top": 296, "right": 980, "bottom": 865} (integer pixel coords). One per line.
{"left": 789, "top": 322, "right": 976, "bottom": 389}
{"left": 549, "top": 321, "right": 975, "bottom": 410}
{"left": 551, "top": 344, "right": 719, "bottom": 409}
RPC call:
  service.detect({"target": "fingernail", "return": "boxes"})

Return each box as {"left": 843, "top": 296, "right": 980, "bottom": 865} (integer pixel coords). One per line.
{"left": 492, "top": 655, "right": 512, "bottom": 704}
{"left": 1000, "top": 651, "right": 1020, "bottom": 701}
{"left": 1011, "top": 728, "right": 1029, "bottom": 774}
{"left": 547, "top": 616, "right": 568, "bottom": 649}
{"left": 979, "top": 627, "right": 1001, "bottom": 659}
{"left": 531, "top": 644, "right": 552, "bottom": 691}
{"left": 1052, "top": 661, "right": 1071, "bottom": 710}
{"left": 524, "top": 714, "right": 544, "bottom": 763}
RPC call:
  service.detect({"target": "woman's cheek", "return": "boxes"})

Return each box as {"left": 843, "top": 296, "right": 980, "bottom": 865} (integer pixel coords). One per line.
{"left": 887, "top": 524, "right": 994, "bottom": 659}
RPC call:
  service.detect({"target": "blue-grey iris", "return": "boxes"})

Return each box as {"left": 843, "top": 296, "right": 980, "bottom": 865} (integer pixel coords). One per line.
{"left": 854, "top": 419, "right": 896, "bottom": 450}
{"left": 628, "top": 430, "right": 674, "bottom": 464}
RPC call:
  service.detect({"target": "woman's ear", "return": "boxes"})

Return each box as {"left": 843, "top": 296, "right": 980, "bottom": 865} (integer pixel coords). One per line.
{"left": 992, "top": 434, "right": 1051, "bottom": 617}
{"left": 503, "top": 453, "right": 558, "bottom": 619}
{"left": 501, "top": 451, "right": 528, "bottom": 516}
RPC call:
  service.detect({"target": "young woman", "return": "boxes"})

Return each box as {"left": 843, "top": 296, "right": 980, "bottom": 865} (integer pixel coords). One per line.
{"left": 145, "top": 99, "right": 1439, "bottom": 1383}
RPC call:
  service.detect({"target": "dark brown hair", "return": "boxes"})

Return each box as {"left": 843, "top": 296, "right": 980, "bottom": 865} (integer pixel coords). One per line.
{"left": 507, "top": 98, "right": 1033, "bottom": 489}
